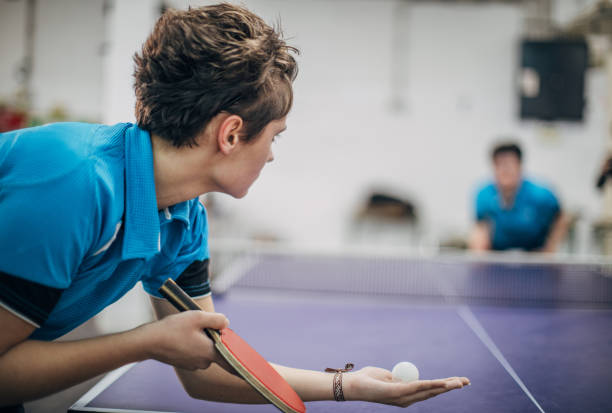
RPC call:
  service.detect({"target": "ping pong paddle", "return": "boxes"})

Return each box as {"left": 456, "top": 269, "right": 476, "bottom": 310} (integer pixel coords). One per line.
{"left": 159, "top": 278, "right": 306, "bottom": 413}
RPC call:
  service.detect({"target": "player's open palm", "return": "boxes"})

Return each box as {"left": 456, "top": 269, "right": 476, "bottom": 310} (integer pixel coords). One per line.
{"left": 345, "top": 366, "right": 469, "bottom": 407}
{"left": 139, "top": 310, "right": 229, "bottom": 370}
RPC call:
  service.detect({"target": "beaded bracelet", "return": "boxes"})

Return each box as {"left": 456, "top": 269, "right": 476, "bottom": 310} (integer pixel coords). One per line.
{"left": 325, "top": 363, "right": 355, "bottom": 402}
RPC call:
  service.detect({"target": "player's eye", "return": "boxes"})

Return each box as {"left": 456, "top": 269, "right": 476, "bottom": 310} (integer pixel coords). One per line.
{"left": 273, "top": 133, "right": 282, "bottom": 143}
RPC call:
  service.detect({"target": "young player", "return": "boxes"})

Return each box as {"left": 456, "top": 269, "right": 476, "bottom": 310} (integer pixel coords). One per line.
{"left": 0, "top": 5, "right": 468, "bottom": 411}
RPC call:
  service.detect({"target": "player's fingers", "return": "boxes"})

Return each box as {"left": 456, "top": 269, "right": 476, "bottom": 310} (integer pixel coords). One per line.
{"left": 407, "top": 379, "right": 452, "bottom": 392}
{"left": 383, "top": 379, "right": 448, "bottom": 401}
{"left": 193, "top": 311, "right": 229, "bottom": 330}
{"left": 441, "top": 376, "right": 470, "bottom": 387}
{"left": 426, "top": 376, "right": 470, "bottom": 388}
{"left": 399, "top": 386, "right": 454, "bottom": 407}
{"left": 444, "top": 378, "right": 464, "bottom": 389}
{"left": 397, "top": 380, "right": 467, "bottom": 407}
{"left": 439, "top": 376, "right": 464, "bottom": 381}
{"left": 393, "top": 376, "right": 469, "bottom": 397}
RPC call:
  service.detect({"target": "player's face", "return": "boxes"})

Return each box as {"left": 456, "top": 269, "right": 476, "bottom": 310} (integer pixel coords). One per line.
{"left": 493, "top": 152, "right": 521, "bottom": 191}
{"left": 224, "top": 117, "right": 286, "bottom": 198}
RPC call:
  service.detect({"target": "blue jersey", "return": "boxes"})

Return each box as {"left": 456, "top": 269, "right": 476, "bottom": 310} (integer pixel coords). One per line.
{"left": 475, "top": 179, "right": 560, "bottom": 251}
{"left": 0, "top": 123, "right": 210, "bottom": 340}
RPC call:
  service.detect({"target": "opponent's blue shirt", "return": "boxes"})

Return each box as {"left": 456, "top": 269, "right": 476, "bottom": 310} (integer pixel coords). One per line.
{"left": 475, "top": 179, "right": 560, "bottom": 251}
{"left": 0, "top": 123, "right": 210, "bottom": 340}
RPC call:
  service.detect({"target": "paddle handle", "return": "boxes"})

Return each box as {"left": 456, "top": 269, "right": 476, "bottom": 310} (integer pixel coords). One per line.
{"left": 159, "top": 278, "right": 216, "bottom": 340}
{"left": 159, "top": 278, "right": 202, "bottom": 312}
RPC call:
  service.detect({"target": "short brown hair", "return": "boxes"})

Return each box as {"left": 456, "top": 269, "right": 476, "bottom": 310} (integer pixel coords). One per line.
{"left": 134, "top": 3, "right": 298, "bottom": 147}
{"left": 491, "top": 142, "right": 522, "bottom": 162}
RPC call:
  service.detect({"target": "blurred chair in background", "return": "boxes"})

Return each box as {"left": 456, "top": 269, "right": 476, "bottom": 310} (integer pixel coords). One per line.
{"left": 348, "top": 191, "right": 419, "bottom": 248}
{"left": 594, "top": 154, "right": 612, "bottom": 255}
{"left": 469, "top": 141, "right": 569, "bottom": 253}
{"left": 596, "top": 155, "right": 612, "bottom": 191}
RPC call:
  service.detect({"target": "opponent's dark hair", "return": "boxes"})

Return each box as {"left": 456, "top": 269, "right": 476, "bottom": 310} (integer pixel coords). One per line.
{"left": 491, "top": 142, "right": 522, "bottom": 162}
{"left": 134, "top": 3, "right": 298, "bottom": 147}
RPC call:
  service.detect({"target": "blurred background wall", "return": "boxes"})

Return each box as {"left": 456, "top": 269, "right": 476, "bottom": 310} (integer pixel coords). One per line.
{"left": 1, "top": 0, "right": 610, "bottom": 254}
{"left": 1, "top": 0, "right": 105, "bottom": 120}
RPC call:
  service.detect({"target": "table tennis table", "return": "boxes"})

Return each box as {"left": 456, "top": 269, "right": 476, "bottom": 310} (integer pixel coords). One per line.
{"left": 69, "top": 252, "right": 612, "bottom": 413}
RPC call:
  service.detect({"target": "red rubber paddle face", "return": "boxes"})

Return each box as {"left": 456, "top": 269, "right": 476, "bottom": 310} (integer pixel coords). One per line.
{"left": 219, "top": 328, "right": 306, "bottom": 413}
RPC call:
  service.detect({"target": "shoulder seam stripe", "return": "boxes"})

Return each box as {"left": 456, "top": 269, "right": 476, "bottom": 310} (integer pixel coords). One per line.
{"left": 93, "top": 221, "right": 122, "bottom": 256}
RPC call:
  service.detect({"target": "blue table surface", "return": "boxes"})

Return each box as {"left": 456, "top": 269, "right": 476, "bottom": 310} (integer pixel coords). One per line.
{"left": 70, "top": 257, "right": 612, "bottom": 413}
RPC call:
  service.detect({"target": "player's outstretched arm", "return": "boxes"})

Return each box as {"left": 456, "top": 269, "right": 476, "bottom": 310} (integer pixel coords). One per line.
{"left": 271, "top": 364, "right": 469, "bottom": 407}
{"left": 340, "top": 366, "right": 468, "bottom": 407}
{"left": 0, "top": 306, "right": 228, "bottom": 406}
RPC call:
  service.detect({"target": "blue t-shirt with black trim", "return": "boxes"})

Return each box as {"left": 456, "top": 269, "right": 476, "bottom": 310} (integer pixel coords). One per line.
{"left": 0, "top": 122, "right": 211, "bottom": 340}
{"left": 475, "top": 179, "right": 560, "bottom": 251}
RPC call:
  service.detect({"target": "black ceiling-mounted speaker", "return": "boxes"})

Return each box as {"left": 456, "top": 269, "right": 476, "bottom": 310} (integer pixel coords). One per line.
{"left": 519, "top": 38, "right": 588, "bottom": 122}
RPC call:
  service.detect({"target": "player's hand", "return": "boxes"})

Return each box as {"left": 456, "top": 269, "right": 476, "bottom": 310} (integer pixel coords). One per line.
{"left": 343, "top": 366, "right": 469, "bottom": 407}
{"left": 140, "top": 310, "right": 229, "bottom": 370}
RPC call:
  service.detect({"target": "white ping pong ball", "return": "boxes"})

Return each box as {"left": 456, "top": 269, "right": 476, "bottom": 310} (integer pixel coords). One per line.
{"left": 391, "top": 362, "right": 419, "bottom": 382}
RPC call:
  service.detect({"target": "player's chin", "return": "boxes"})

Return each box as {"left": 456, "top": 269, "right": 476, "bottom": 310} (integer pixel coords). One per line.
{"left": 219, "top": 186, "right": 249, "bottom": 199}
{"left": 223, "top": 177, "right": 258, "bottom": 199}
{"left": 231, "top": 186, "right": 250, "bottom": 199}
{"left": 233, "top": 179, "right": 259, "bottom": 198}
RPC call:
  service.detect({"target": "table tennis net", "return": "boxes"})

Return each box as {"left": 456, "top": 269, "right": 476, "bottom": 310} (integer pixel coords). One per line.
{"left": 211, "top": 253, "right": 612, "bottom": 307}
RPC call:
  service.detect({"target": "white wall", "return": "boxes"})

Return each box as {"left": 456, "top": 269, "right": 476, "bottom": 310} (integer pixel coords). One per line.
{"left": 31, "top": 0, "right": 105, "bottom": 120}
{"left": 102, "top": 0, "right": 159, "bottom": 124}
{"left": 0, "top": 0, "right": 105, "bottom": 120}
{"left": 0, "top": 0, "right": 27, "bottom": 99}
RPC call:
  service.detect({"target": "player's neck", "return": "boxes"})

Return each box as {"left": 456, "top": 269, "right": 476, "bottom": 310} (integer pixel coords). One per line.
{"left": 151, "top": 134, "right": 218, "bottom": 210}
{"left": 499, "top": 186, "right": 518, "bottom": 207}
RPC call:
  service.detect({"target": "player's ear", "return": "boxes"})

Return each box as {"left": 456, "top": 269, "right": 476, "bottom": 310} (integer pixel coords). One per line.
{"left": 217, "top": 114, "right": 244, "bottom": 155}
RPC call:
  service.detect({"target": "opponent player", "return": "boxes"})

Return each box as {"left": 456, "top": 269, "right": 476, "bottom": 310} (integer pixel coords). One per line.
{"left": 0, "top": 4, "right": 469, "bottom": 411}
{"left": 470, "top": 142, "right": 569, "bottom": 252}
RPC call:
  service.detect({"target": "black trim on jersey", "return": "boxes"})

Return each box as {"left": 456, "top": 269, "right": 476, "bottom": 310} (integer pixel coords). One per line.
{"left": 0, "top": 404, "right": 25, "bottom": 412}
{"left": 176, "top": 259, "right": 211, "bottom": 297}
{"left": 0, "top": 271, "right": 64, "bottom": 327}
